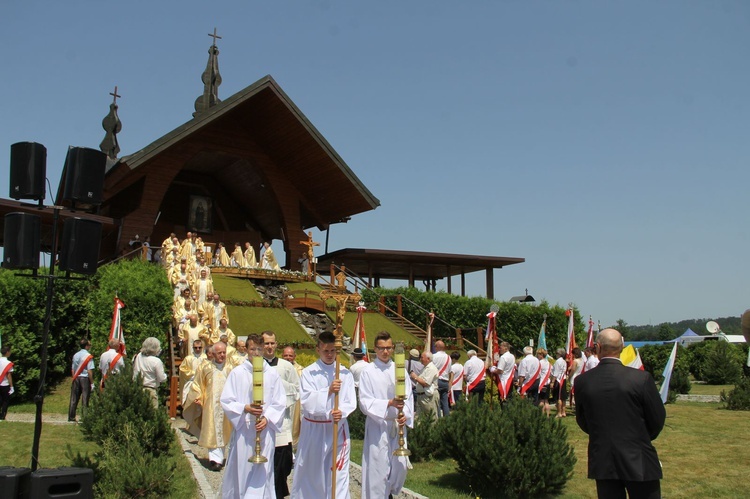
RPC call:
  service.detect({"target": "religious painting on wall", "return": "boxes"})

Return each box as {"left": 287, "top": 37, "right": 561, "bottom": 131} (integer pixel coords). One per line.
{"left": 188, "top": 195, "right": 212, "bottom": 234}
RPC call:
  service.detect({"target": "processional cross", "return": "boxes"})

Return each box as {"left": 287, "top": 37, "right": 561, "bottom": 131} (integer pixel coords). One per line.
{"left": 319, "top": 281, "right": 360, "bottom": 499}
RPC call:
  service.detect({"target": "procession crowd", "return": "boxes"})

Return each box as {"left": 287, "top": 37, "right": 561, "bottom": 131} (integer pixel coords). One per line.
{"left": 13, "top": 229, "right": 665, "bottom": 498}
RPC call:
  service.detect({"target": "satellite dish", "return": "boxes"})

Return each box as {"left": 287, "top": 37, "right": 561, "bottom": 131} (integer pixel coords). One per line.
{"left": 706, "top": 321, "right": 721, "bottom": 334}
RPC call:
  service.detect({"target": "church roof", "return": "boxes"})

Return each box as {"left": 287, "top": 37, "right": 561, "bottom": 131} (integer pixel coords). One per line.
{"left": 102, "top": 75, "right": 379, "bottom": 232}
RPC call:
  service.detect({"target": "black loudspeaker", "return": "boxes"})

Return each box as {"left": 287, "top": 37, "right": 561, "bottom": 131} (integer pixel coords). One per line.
{"left": 28, "top": 467, "right": 93, "bottom": 499}
{"left": 3, "top": 212, "right": 41, "bottom": 270}
{"left": 62, "top": 147, "right": 106, "bottom": 206}
{"left": 9, "top": 142, "right": 47, "bottom": 201}
{"left": 0, "top": 466, "right": 31, "bottom": 499}
{"left": 59, "top": 218, "right": 102, "bottom": 275}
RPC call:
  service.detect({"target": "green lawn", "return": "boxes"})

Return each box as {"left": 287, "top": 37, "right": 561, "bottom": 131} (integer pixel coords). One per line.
{"left": 689, "top": 383, "right": 733, "bottom": 396}
{"left": 0, "top": 422, "right": 98, "bottom": 469}
{"left": 8, "top": 378, "right": 73, "bottom": 414}
{"left": 212, "top": 274, "right": 262, "bottom": 301}
{"left": 350, "top": 401, "right": 750, "bottom": 498}
{"left": 227, "top": 306, "right": 315, "bottom": 345}
{"left": 336, "top": 311, "right": 422, "bottom": 346}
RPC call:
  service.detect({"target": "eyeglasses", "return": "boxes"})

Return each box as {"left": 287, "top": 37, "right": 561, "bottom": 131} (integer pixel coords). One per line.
{"left": 374, "top": 346, "right": 394, "bottom": 352}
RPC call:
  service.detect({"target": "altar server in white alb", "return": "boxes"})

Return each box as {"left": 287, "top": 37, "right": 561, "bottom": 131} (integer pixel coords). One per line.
{"left": 220, "top": 334, "right": 286, "bottom": 499}
{"left": 359, "top": 331, "right": 414, "bottom": 499}
{"left": 291, "top": 331, "right": 356, "bottom": 498}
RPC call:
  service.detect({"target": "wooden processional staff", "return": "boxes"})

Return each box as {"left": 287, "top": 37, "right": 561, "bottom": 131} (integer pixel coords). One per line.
{"left": 319, "top": 284, "right": 360, "bottom": 499}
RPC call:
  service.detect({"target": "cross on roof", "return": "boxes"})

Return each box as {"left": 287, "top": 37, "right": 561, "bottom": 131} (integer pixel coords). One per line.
{"left": 110, "top": 86, "right": 121, "bottom": 105}
{"left": 208, "top": 27, "right": 222, "bottom": 46}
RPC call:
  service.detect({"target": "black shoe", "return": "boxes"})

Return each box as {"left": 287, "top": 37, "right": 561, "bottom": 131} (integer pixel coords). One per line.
{"left": 209, "top": 461, "right": 222, "bottom": 472}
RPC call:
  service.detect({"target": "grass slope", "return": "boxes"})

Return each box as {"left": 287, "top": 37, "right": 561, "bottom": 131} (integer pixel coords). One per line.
{"left": 212, "top": 274, "right": 262, "bottom": 301}
{"left": 226, "top": 306, "right": 315, "bottom": 345}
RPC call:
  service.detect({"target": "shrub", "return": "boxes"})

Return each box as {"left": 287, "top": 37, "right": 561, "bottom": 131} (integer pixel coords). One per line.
{"left": 704, "top": 342, "right": 743, "bottom": 385}
{"left": 71, "top": 361, "right": 181, "bottom": 497}
{"left": 80, "top": 362, "right": 173, "bottom": 456}
{"left": 407, "top": 409, "right": 439, "bottom": 462}
{"left": 360, "top": 287, "right": 585, "bottom": 354}
{"left": 721, "top": 376, "right": 750, "bottom": 411}
{"left": 0, "top": 268, "right": 91, "bottom": 399}
{"left": 87, "top": 259, "right": 173, "bottom": 357}
{"left": 668, "top": 367, "right": 691, "bottom": 402}
{"left": 438, "top": 397, "right": 575, "bottom": 498}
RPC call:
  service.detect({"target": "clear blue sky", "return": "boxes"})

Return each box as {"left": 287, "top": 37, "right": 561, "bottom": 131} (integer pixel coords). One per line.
{"left": 2, "top": 1, "right": 748, "bottom": 330}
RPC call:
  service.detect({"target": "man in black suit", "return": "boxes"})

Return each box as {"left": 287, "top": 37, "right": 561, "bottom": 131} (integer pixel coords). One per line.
{"left": 574, "top": 328, "right": 666, "bottom": 499}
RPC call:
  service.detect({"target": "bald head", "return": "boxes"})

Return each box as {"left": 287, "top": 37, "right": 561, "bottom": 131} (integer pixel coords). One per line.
{"left": 435, "top": 340, "right": 445, "bottom": 351}
{"left": 596, "top": 328, "right": 623, "bottom": 358}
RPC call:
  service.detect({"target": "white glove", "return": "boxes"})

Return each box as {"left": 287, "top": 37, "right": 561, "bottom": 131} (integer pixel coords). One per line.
{"left": 9, "top": 387, "right": 14, "bottom": 395}
{"left": 489, "top": 366, "right": 497, "bottom": 373}
{"left": 91, "top": 383, "right": 95, "bottom": 391}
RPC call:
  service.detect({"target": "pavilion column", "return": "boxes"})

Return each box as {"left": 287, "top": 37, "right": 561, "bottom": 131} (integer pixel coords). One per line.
{"left": 461, "top": 272, "right": 466, "bottom": 297}
{"left": 368, "top": 262, "right": 373, "bottom": 287}
{"left": 408, "top": 265, "right": 414, "bottom": 288}
{"left": 486, "top": 267, "right": 494, "bottom": 300}
{"left": 446, "top": 265, "right": 452, "bottom": 294}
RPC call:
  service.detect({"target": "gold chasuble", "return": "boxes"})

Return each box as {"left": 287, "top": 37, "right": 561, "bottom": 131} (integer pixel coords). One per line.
{"left": 244, "top": 246, "right": 257, "bottom": 268}
{"left": 263, "top": 246, "right": 281, "bottom": 271}
{"left": 183, "top": 360, "right": 237, "bottom": 447}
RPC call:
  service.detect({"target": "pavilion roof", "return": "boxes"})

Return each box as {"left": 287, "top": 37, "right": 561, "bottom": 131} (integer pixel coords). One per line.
{"left": 317, "top": 247, "right": 525, "bottom": 281}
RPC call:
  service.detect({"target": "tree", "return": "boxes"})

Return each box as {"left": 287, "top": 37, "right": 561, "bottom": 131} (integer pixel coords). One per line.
{"left": 615, "top": 319, "right": 631, "bottom": 339}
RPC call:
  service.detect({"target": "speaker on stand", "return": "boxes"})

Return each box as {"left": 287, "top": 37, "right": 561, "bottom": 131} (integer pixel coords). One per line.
{"left": 9, "top": 141, "right": 47, "bottom": 202}
{"left": 62, "top": 147, "right": 106, "bottom": 209}
{"left": 59, "top": 218, "right": 102, "bottom": 275}
{"left": 3, "top": 212, "right": 41, "bottom": 270}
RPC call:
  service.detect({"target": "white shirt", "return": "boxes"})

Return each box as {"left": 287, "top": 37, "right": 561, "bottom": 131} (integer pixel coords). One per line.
{"left": 497, "top": 351, "right": 516, "bottom": 383}
{"left": 585, "top": 355, "right": 600, "bottom": 371}
{"left": 99, "top": 348, "right": 124, "bottom": 376}
{"left": 359, "top": 358, "right": 414, "bottom": 499}
{"left": 463, "top": 355, "right": 485, "bottom": 387}
{"left": 449, "top": 362, "right": 464, "bottom": 391}
{"left": 517, "top": 354, "right": 540, "bottom": 381}
{"left": 71, "top": 349, "right": 94, "bottom": 378}
{"left": 415, "top": 362, "right": 438, "bottom": 395}
{"left": 349, "top": 359, "right": 369, "bottom": 388}
{"left": 0, "top": 356, "right": 13, "bottom": 387}
{"left": 264, "top": 356, "right": 300, "bottom": 446}
{"left": 432, "top": 350, "right": 451, "bottom": 381}
{"left": 133, "top": 353, "right": 167, "bottom": 388}
{"left": 538, "top": 358, "right": 551, "bottom": 387}
{"left": 551, "top": 357, "right": 567, "bottom": 381}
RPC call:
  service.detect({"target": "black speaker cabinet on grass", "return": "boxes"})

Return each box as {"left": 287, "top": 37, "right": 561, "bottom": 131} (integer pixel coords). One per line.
{"left": 28, "top": 467, "right": 93, "bottom": 499}
{"left": 0, "top": 467, "right": 31, "bottom": 499}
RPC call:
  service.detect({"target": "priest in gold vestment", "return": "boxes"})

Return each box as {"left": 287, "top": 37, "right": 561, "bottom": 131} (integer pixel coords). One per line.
{"left": 243, "top": 241, "right": 257, "bottom": 268}
{"left": 183, "top": 342, "right": 238, "bottom": 471}
{"left": 261, "top": 241, "right": 281, "bottom": 271}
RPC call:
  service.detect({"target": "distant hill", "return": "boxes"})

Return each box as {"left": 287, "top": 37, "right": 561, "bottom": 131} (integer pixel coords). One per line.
{"left": 623, "top": 316, "right": 741, "bottom": 341}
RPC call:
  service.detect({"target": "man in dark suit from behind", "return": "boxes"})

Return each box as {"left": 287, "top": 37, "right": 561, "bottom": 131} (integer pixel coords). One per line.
{"left": 575, "top": 328, "right": 666, "bottom": 499}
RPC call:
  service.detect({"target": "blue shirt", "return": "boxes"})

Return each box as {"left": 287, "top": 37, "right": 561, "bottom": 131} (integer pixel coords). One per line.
{"left": 71, "top": 349, "right": 94, "bottom": 378}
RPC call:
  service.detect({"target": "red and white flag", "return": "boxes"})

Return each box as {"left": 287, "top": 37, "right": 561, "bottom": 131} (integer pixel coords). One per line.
{"left": 109, "top": 296, "right": 126, "bottom": 355}
{"left": 352, "top": 301, "right": 369, "bottom": 362}
{"left": 586, "top": 315, "right": 595, "bottom": 349}
{"left": 564, "top": 308, "right": 577, "bottom": 363}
